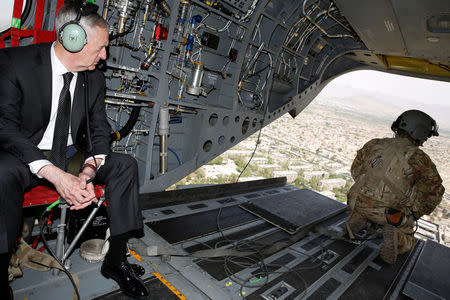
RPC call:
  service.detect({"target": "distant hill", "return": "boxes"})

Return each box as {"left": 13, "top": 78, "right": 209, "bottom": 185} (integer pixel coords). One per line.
{"left": 316, "top": 87, "right": 450, "bottom": 132}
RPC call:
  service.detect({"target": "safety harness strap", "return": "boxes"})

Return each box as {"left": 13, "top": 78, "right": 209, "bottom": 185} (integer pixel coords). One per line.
{"left": 10, "top": 240, "right": 80, "bottom": 300}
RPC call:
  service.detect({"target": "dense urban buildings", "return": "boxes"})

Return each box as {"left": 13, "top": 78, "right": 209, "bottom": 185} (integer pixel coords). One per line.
{"left": 175, "top": 96, "right": 450, "bottom": 246}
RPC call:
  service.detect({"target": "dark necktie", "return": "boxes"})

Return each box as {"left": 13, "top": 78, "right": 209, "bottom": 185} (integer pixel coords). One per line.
{"left": 50, "top": 72, "right": 74, "bottom": 171}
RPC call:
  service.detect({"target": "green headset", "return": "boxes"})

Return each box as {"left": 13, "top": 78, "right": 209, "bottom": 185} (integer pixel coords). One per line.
{"left": 58, "top": 1, "right": 96, "bottom": 52}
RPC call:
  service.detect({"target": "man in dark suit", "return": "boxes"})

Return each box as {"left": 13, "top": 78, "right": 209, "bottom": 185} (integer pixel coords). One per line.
{"left": 0, "top": 2, "right": 149, "bottom": 299}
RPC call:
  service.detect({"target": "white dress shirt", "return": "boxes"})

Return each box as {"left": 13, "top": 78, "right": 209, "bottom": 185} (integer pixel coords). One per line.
{"left": 29, "top": 43, "right": 105, "bottom": 176}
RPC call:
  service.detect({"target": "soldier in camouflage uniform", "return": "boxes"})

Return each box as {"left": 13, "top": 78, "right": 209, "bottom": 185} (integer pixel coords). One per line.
{"left": 346, "top": 110, "right": 444, "bottom": 264}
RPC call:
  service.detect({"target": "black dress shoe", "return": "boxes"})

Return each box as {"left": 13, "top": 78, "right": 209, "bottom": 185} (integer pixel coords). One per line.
{"left": 101, "top": 257, "right": 149, "bottom": 299}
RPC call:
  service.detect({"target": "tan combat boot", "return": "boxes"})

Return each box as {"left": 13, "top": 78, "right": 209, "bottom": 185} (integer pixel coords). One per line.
{"left": 380, "top": 224, "right": 398, "bottom": 264}
{"left": 345, "top": 213, "right": 367, "bottom": 239}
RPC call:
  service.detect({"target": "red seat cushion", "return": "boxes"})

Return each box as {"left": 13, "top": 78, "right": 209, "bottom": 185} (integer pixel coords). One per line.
{"left": 23, "top": 185, "right": 105, "bottom": 207}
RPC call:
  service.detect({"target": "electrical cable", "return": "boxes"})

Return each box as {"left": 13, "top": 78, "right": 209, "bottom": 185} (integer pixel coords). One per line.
{"left": 235, "top": 51, "right": 272, "bottom": 181}
{"left": 109, "top": 19, "right": 136, "bottom": 41}
{"left": 219, "top": 229, "right": 322, "bottom": 298}
{"left": 39, "top": 209, "right": 80, "bottom": 300}
{"left": 179, "top": 203, "right": 326, "bottom": 298}
{"left": 153, "top": 143, "right": 182, "bottom": 166}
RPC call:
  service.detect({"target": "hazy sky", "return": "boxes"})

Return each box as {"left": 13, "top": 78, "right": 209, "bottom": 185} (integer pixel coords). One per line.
{"left": 324, "top": 70, "right": 450, "bottom": 107}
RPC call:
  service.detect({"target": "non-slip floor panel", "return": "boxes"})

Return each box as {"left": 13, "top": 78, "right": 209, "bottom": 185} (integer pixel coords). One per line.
{"left": 184, "top": 222, "right": 274, "bottom": 253}
{"left": 240, "top": 189, "right": 346, "bottom": 234}
{"left": 146, "top": 205, "right": 258, "bottom": 244}
{"left": 403, "top": 240, "right": 450, "bottom": 299}
{"left": 340, "top": 243, "right": 418, "bottom": 300}
{"left": 245, "top": 239, "right": 365, "bottom": 300}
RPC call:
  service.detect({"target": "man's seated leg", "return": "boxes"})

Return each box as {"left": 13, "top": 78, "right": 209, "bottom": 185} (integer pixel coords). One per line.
{"left": 380, "top": 224, "right": 399, "bottom": 264}
{"left": 101, "top": 233, "right": 148, "bottom": 299}
{"left": 377, "top": 210, "right": 415, "bottom": 264}
{"left": 396, "top": 215, "right": 417, "bottom": 254}
{"left": 94, "top": 153, "right": 148, "bottom": 299}
{"left": 381, "top": 210, "right": 416, "bottom": 263}
{"left": 0, "top": 151, "right": 35, "bottom": 299}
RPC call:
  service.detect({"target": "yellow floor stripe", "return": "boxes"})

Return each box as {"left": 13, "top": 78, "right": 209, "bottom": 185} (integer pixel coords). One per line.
{"left": 128, "top": 249, "right": 142, "bottom": 261}
{"left": 153, "top": 272, "right": 188, "bottom": 300}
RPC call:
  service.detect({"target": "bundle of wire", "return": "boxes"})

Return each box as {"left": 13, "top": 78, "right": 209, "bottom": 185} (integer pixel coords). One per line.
{"left": 180, "top": 205, "right": 325, "bottom": 299}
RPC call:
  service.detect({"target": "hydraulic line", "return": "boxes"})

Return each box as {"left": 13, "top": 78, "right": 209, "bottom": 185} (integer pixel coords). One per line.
{"left": 302, "top": 0, "right": 354, "bottom": 39}
{"left": 110, "top": 106, "right": 142, "bottom": 142}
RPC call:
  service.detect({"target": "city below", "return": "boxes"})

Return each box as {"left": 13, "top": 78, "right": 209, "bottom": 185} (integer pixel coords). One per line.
{"left": 174, "top": 95, "right": 450, "bottom": 247}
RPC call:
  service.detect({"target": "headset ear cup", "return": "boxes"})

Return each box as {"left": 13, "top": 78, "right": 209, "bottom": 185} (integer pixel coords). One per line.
{"left": 60, "top": 22, "right": 87, "bottom": 52}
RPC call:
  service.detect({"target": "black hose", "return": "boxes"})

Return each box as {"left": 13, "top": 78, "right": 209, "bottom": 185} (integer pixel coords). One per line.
{"left": 21, "top": 0, "right": 34, "bottom": 27}
{"left": 109, "top": 22, "right": 135, "bottom": 41}
{"left": 40, "top": 209, "right": 80, "bottom": 300}
{"left": 110, "top": 106, "right": 141, "bottom": 142}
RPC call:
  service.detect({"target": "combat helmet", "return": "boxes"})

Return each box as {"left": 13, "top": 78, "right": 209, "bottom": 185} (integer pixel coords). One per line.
{"left": 391, "top": 110, "right": 439, "bottom": 146}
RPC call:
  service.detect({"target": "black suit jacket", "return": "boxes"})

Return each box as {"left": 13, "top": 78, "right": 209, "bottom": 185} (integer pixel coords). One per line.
{"left": 0, "top": 43, "right": 111, "bottom": 165}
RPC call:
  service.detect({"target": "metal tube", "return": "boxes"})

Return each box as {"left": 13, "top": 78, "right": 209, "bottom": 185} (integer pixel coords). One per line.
{"left": 55, "top": 204, "right": 68, "bottom": 261}
{"left": 186, "top": 62, "right": 204, "bottom": 96}
{"left": 52, "top": 203, "right": 68, "bottom": 274}
{"left": 177, "top": 1, "right": 189, "bottom": 35}
{"left": 168, "top": 105, "right": 197, "bottom": 114}
{"left": 157, "top": 0, "right": 171, "bottom": 18}
{"left": 102, "top": 0, "right": 110, "bottom": 20}
{"left": 158, "top": 106, "right": 169, "bottom": 174}
{"left": 159, "top": 135, "right": 168, "bottom": 174}
{"left": 62, "top": 197, "right": 106, "bottom": 263}
{"left": 118, "top": 16, "right": 127, "bottom": 34}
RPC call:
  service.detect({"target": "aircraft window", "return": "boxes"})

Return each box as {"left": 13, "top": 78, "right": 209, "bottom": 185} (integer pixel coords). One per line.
{"left": 209, "top": 113, "right": 218, "bottom": 127}
{"left": 242, "top": 117, "right": 250, "bottom": 134}
{"left": 203, "top": 140, "right": 212, "bottom": 152}
{"left": 223, "top": 116, "right": 230, "bottom": 126}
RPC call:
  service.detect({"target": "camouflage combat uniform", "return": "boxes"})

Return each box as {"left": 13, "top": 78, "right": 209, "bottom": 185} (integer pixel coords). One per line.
{"left": 346, "top": 136, "right": 444, "bottom": 254}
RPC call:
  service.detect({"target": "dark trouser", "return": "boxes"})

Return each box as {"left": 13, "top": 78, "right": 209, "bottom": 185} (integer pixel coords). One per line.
{"left": 0, "top": 150, "right": 144, "bottom": 255}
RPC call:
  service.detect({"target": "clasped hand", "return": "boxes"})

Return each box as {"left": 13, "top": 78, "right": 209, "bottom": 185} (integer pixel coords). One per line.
{"left": 55, "top": 171, "right": 97, "bottom": 210}
{"left": 38, "top": 164, "right": 98, "bottom": 210}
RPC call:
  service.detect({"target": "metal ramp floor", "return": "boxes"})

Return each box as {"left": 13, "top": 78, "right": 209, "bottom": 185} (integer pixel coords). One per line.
{"left": 10, "top": 179, "right": 442, "bottom": 300}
